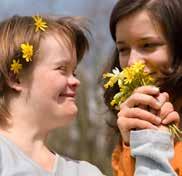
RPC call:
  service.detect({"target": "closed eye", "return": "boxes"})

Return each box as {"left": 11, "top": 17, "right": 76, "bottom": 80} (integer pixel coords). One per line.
{"left": 143, "top": 43, "right": 158, "bottom": 48}
{"left": 140, "top": 42, "right": 163, "bottom": 52}
{"left": 118, "top": 47, "right": 130, "bottom": 55}
{"left": 56, "top": 66, "right": 67, "bottom": 74}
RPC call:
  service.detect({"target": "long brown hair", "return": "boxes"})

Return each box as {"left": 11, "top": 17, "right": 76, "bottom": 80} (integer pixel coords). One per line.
{"left": 103, "top": 0, "right": 182, "bottom": 134}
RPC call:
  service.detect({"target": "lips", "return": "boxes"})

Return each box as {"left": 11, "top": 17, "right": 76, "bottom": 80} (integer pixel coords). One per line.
{"left": 60, "top": 93, "right": 76, "bottom": 98}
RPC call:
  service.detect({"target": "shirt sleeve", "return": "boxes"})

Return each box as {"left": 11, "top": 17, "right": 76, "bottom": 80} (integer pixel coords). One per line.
{"left": 130, "top": 129, "right": 177, "bottom": 176}
{"left": 112, "top": 142, "right": 135, "bottom": 176}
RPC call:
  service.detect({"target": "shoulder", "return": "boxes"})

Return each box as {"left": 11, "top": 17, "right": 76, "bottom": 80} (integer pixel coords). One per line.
{"left": 57, "top": 155, "right": 104, "bottom": 176}
{"left": 77, "top": 160, "right": 103, "bottom": 176}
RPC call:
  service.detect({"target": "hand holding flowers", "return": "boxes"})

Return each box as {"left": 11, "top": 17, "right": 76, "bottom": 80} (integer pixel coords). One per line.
{"left": 103, "top": 61, "right": 181, "bottom": 142}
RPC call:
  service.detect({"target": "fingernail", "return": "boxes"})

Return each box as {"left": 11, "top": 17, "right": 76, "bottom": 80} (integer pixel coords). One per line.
{"left": 152, "top": 87, "right": 159, "bottom": 92}
{"left": 162, "top": 119, "right": 167, "bottom": 124}
{"left": 156, "top": 117, "right": 161, "bottom": 124}
{"left": 156, "top": 102, "right": 162, "bottom": 107}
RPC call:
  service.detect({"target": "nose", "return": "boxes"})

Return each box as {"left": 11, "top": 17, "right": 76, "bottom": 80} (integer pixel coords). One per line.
{"left": 68, "top": 75, "right": 80, "bottom": 89}
{"left": 128, "top": 48, "right": 145, "bottom": 66}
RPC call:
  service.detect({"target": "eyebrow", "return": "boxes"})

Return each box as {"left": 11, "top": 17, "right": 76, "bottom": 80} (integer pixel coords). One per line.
{"left": 53, "top": 59, "right": 69, "bottom": 66}
{"left": 116, "top": 36, "right": 164, "bottom": 45}
{"left": 139, "top": 36, "right": 163, "bottom": 41}
{"left": 116, "top": 41, "right": 125, "bottom": 45}
{"left": 53, "top": 59, "right": 77, "bottom": 69}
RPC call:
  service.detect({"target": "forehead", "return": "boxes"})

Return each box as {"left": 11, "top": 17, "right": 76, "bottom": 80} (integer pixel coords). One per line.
{"left": 116, "top": 10, "right": 165, "bottom": 42}
{"left": 37, "top": 33, "right": 76, "bottom": 65}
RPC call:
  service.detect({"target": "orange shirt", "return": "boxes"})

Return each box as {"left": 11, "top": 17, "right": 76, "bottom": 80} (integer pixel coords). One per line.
{"left": 112, "top": 141, "right": 182, "bottom": 176}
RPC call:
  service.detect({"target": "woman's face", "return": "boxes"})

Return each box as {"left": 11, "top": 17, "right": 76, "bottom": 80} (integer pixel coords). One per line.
{"left": 115, "top": 10, "right": 171, "bottom": 77}
{"left": 21, "top": 34, "right": 80, "bottom": 129}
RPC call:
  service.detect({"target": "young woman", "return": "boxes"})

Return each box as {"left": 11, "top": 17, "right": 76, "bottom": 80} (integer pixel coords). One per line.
{"left": 103, "top": 0, "right": 182, "bottom": 175}
{"left": 0, "top": 15, "right": 104, "bottom": 175}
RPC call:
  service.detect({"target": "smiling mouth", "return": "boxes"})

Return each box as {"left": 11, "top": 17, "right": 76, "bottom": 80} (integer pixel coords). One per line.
{"left": 60, "top": 93, "right": 76, "bottom": 99}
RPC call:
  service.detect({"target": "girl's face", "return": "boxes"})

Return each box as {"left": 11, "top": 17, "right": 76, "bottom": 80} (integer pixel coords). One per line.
{"left": 115, "top": 10, "right": 171, "bottom": 77}
{"left": 21, "top": 34, "right": 80, "bottom": 129}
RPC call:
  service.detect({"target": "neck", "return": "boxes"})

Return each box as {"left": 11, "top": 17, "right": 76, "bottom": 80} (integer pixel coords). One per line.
{"left": 0, "top": 115, "right": 57, "bottom": 170}
{"left": 3, "top": 92, "right": 57, "bottom": 171}
{"left": 0, "top": 120, "right": 51, "bottom": 155}
{"left": 0, "top": 124, "right": 56, "bottom": 172}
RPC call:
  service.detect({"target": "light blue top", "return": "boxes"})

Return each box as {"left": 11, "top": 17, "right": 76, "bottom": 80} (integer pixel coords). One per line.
{"left": 0, "top": 130, "right": 176, "bottom": 176}
{"left": 130, "top": 129, "right": 177, "bottom": 176}
{"left": 0, "top": 133, "right": 103, "bottom": 176}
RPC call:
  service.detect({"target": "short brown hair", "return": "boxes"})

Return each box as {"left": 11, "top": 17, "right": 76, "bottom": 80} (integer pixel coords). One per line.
{"left": 0, "top": 15, "right": 90, "bottom": 127}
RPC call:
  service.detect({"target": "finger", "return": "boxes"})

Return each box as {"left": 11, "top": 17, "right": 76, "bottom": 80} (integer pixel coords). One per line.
{"left": 159, "top": 102, "right": 174, "bottom": 120}
{"left": 118, "top": 107, "right": 161, "bottom": 125}
{"left": 145, "top": 92, "right": 169, "bottom": 115}
{"left": 133, "top": 86, "right": 159, "bottom": 95}
{"left": 162, "top": 111, "right": 180, "bottom": 125}
{"left": 137, "top": 104, "right": 158, "bottom": 115}
{"left": 117, "top": 117, "right": 158, "bottom": 131}
{"left": 156, "top": 92, "right": 169, "bottom": 105}
{"left": 121, "top": 93, "right": 162, "bottom": 110}
{"left": 163, "top": 92, "right": 169, "bottom": 101}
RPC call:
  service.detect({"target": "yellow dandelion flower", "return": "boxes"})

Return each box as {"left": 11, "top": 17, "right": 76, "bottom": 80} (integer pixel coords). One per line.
{"left": 21, "top": 43, "right": 33, "bottom": 62}
{"left": 104, "top": 76, "right": 118, "bottom": 89}
{"left": 10, "top": 59, "right": 22, "bottom": 74}
{"left": 111, "top": 99, "right": 116, "bottom": 106}
{"left": 103, "top": 67, "right": 123, "bottom": 88}
{"left": 103, "top": 61, "right": 155, "bottom": 106}
{"left": 103, "top": 73, "right": 115, "bottom": 79}
{"left": 131, "top": 61, "right": 145, "bottom": 73}
{"left": 33, "top": 16, "right": 48, "bottom": 32}
{"left": 123, "top": 68, "right": 134, "bottom": 84}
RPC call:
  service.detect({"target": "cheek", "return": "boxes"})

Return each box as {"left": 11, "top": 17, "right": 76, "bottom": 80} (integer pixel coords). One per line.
{"left": 150, "top": 49, "right": 171, "bottom": 69}
{"left": 34, "top": 74, "right": 67, "bottom": 96}
{"left": 46, "top": 77, "right": 68, "bottom": 95}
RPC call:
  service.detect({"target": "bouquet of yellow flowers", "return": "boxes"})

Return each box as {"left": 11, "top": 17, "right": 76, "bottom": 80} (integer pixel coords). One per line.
{"left": 103, "top": 61, "right": 182, "bottom": 140}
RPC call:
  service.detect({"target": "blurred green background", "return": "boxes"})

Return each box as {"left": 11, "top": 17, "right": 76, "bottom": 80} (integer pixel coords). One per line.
{"left": 0, "top": 0, "right": 119, "bottom": 175}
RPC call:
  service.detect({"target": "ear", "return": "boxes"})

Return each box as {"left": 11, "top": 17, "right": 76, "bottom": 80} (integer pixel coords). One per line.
{"left": 6, "top": 78, "right": 23, "bottom": 92}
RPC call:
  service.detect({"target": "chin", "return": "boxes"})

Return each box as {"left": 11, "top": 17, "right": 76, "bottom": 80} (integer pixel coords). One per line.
{"left": 56, "top": 100, "right": 78, "bottom": 118}
{"left": 54, "top": 109, "right": 78, "bottom": 128}
{"left": 70, "top": 106, "right": 78, "bottom": 117}
{"left": 66, "top": 104, "right": 78, "bottom": 118}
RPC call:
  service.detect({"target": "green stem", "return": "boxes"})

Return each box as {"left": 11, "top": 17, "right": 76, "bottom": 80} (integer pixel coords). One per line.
{"left": 168, "top": 123, "right": 182, "bottom": 141}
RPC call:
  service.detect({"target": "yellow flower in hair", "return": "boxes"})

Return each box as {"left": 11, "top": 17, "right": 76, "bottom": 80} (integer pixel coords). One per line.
{"left": 33, "top": 15, "right": 48, "bottom": 32}
{"left": 21, "top": 43, "right": 33, "bottom": 62}
{"left": 10, "top": 59, "right": 22, "bottom": 74}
